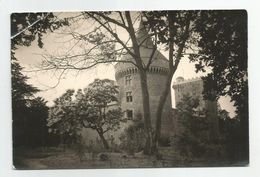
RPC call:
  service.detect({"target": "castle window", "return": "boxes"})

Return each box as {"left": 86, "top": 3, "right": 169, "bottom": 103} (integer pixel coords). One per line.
{"left": 126, "top": 91, "right": 132, "bottom": 102}
{"left": 125, "top": 75, "right": 132, "bottom": 85}
{"left": 126, "top": 110, "right": 133, "bottom": 119}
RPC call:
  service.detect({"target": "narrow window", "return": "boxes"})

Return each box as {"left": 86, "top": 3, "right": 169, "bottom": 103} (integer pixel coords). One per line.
{"left": 126, "top": 91, "right": 132, "bottom": 102}
{"left": 127, "top": 110, "right": 133, "bottom": 119}
{"left": 125, "top": 75, "right": 132, "bottom": 85}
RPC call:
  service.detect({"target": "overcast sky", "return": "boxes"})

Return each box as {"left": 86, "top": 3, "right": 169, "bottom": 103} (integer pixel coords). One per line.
{"left": 14, "top": 12, "right": 236, "bottom": 117}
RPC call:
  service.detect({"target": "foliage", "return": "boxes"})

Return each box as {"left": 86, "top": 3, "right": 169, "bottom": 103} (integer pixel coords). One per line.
{"left": 11, "top": 52, "right": 39, "bottom": 106}
{"left": 145, "top": 10, "right": 248, "bottom": 158}
{"left": 119, "top": 114, "right": 145, "bottom": 154}
{"left": 36, "top": 11, "right": 157, "bottom": 154}
{"left": 142, "top": 11, "right": 198, "bottom": 150}
{"left": 11, "top": 12, "right": 69, "bottom": 49}
{"left": 158, "top": 136, "right": 171, "bottom": 147}
{"left": 190, "top": 10, "right": 249, "bottom": 161}
{"left": 12, "top": 51, "right": 52, "bottom": 147}
{"left": 175, "top": 94, "right": 248, "bottom": 162}
{"left": 175, "top": 95, "right": 210, "bottom": 158}
{"left": 12, "top": 95, "right": 51, "bottom": 147}
{"left": 143, "top": 11, "right": 248, "bottom": 153}
{"left": 11, "top": 12, "right": 69, "bottom": 148}
{"left": 48, "top": 89, "right": 79, "bottom": 136}
{"left": 48, "top": 79, "right": 124, "bottom": 149}
{"left": 218, "top": 113, "right": 247, "bottom": 162}
{"left": 190, "top": 10, "right": 248, "bottom": 113}
{"left": 143, "top": 11, "right": 197, "bottom": 47}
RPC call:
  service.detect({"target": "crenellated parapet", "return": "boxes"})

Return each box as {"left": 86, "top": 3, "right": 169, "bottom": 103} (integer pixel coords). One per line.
{"left": 172, "top": 77, "right": 202, "bottom": 89}
{"left": 115, "top": 66, "right": 169, "bottom": 80}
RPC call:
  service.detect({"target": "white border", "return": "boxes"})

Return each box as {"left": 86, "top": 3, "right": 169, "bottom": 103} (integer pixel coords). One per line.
{"left": 1, "top": 0, "right": 260, "bottom": 177}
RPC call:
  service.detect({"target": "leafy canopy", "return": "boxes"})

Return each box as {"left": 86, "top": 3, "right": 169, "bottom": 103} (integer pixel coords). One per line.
{"left": 48, "top": 79, "right": 123, "bottom": 136}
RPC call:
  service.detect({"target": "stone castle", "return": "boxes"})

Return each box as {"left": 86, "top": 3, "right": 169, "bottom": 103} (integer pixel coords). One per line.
{"left": 173, "top": 76, "right": 207, "bottom": 112}
{"left": 82, "top": 20, "right": 218, "bottom": 145}
{"left": 114, "top": 21, "right": 173, "bottom": 138}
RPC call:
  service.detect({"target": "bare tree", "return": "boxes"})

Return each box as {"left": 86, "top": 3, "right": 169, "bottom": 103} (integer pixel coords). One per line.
{"left": 40, "top": 11, "right": 159, "bottom": 154}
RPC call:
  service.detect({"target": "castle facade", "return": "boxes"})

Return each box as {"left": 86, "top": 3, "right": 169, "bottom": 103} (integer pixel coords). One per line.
{"left": 114, "top": 21, "right": 174, "bottom": 138}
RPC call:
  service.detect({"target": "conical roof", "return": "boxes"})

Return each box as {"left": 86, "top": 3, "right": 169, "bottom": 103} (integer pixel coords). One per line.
{"left": 135, "top": 19, "right": 154, "bottom": 49}
{"left": 115, "top": 19, "right": 169, "bottom": 73}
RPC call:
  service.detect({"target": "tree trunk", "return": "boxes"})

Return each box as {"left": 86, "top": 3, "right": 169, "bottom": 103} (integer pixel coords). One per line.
{"left": 152, "top": 11, "right": 176, "bottom": 153}
{"left": 125, "top": 11, "right": 153, "bottom": 155}
{"left": 139, "top": 69, "right": 153, "bottom": 155}
{"left": 152, "top": 11, "right": 191, "bottom": 153}
{"left": 153, "top": 71, "right": 174, "bottom": 152}
{"left": 97, "top": 130, "right": 109, "bottom": 149}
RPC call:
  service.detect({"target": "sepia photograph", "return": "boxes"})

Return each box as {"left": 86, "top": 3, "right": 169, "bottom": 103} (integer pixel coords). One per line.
{"left": 11, "top": 10, "right": 249, "bottom": 169}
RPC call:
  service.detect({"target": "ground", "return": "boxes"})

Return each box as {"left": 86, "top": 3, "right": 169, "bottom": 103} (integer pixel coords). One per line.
{"left": 13, "top": 147, "right": 241, "bottom": 169}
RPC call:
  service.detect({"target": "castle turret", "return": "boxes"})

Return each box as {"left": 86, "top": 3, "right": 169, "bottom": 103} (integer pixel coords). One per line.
{"left": 114, "top": 20, "right": 173, "bottom": 138}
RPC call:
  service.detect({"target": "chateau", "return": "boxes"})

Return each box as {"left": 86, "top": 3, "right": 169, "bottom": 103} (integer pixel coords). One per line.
{"left": 82, "top": 20, "right": 218, "bottom": 145}
{"left": 114, "top": 21, "right": 174, "bottom": 138}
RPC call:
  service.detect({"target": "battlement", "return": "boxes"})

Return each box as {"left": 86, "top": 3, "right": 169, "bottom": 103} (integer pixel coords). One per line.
{"left": 115, "top": 66, "right": 169, "bottom": 80}
{"left": 172, "top": 76, "right": 202, "bottom": 87}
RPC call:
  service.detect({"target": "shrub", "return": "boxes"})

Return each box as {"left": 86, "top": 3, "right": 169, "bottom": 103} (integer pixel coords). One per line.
{"left": 159, "top": 135, "right": 171, "bottom": 147}
{"left": 119, "top": 116, "right": 145, "bottom": 154}
{"left": 174, "top": 95, "right": 210, "bottom": 158}
{"left": 99, "top": 153, "right": 109, "bottom": 161}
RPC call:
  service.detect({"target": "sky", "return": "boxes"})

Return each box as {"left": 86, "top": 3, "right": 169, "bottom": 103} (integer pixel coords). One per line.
{"left": 14, "top": 12, "right": 236, "bottom": 117}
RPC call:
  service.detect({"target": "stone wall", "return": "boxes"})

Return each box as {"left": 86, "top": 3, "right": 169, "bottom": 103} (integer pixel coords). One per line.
{"left": 115, "top": 67, "right": 174, "bottom": 138}
{"left": 173, "top": 78, "right": 205, "bottom": 111}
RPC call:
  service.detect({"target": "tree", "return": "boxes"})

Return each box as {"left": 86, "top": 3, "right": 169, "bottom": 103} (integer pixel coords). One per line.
{"left": 190, "top": 10, "right": 248, "bottom": 161}
{"left": 38, "top": 11, "right": 196, "bottom": 154}
{"left": 175, "top": 95, "right": 211, "bottom": 158}
{"left": 142, "top": 10, "right": 248, "bottom": 154}
{"left": 11, "top": 12, "right": 69, "bottom": 49}
{"left": 12, "top": 51, "right": 39, "bottom": 147}
{"left": 40, "top": 12, "right": 157, "bottom": 154}
{"left": 25, "top": 97, "right": 50, "bottom": 147}
{"left": 218, "top": 114, "right": 242, "bottom": 162}
{"left": 142, "top": 11, "right": 195, "bottom": 151}
{"left": 12, "top": 53, "right": 51, "bottom": 148}
{"left": 47, "top": 89, "right": 81, "bottom": 148}
{"left": 119, "top": 114, "right": 145, "bottom": 154}
{"left": 48, "top": 79, "right": 123, "bottom": 149}
{"left": 11, "top": 12, "right": 73, "bottom": 148}
{"left": 12, "top": 58, "right": 50, "bottom": 148}
{"left": 175, "top": 94, "right": 247, "bottom": 162}
{"left": 16, "top": 11, "right": 248, "bottom": 156}
{"left": 191, "top": 10, "right": 247, "bottom": 108}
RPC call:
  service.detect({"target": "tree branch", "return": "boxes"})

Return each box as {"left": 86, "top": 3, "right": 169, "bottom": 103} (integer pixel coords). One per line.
{"left": 92, "top": 12, "right": 129, "bottom": 30}
{"left": 86, "top": 12, "right": 137, "bottom": 60}
{"left": 118, "top": 11, "right": 126, "bottom": 26}
{"left": 125, "top": 11, "right": 145, "bottom": 69}
{"left": 172, "top": 13, "right": 192, "bottom": 72}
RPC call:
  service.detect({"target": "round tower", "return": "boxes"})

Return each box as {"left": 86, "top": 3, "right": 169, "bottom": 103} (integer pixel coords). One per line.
{"left": 114, "top": 20, "right": 173, "bottom": 138}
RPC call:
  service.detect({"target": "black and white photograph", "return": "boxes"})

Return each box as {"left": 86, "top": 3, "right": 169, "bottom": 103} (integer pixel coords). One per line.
{"left": 10, "top": 10, "right": 249, "bottom": 169}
